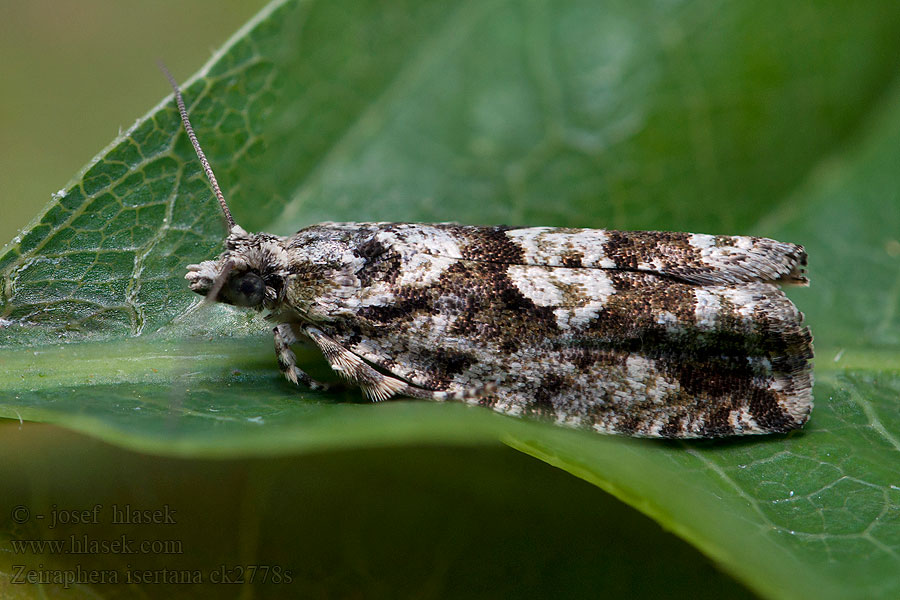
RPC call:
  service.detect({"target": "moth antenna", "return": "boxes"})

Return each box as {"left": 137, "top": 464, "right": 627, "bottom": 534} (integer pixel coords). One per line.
{"left": 158, "top": 61, "right": 236, "bottom": 230}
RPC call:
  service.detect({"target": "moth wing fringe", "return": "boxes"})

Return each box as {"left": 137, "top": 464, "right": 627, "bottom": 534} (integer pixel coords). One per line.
{"left": 304, "top": 327, "right": 493, "bottom": 403}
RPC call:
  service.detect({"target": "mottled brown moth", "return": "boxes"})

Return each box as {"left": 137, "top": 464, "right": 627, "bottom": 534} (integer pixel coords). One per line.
{"left": 163, "top": 68, "right": 813, "bottom": 439}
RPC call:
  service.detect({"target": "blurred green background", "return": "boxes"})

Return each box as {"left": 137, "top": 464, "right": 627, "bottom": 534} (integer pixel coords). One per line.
{"left": 6, "top": 1, "right": 900, "bottom": 597}
{"left": 0, "top": 0, "right": 267, "bottom": 245}
{"left": 0, "top": 3, "right": 757, "bottom": 597}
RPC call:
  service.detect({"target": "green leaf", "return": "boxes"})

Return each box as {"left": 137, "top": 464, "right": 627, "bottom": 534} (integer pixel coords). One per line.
{"left": 2, "top": 0, "right": 900, "bottom": 598}
{"left": 0, "top": 426, "right": 756, "bottom": 599}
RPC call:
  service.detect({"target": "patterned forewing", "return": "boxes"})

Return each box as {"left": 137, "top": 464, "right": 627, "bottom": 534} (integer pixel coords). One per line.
{"left": 309, "top": 225, "right": 812, "bottom": 438}
{"left": 346, "top": 223, "right": 809, "bottom": 285}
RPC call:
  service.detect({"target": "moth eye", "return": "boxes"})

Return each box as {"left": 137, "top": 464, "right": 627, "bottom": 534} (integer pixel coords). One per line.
{"left": 227, "top": 272, "right": 266, "bottom": 307}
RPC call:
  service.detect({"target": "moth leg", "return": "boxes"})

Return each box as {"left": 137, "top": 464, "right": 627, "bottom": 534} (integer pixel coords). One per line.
{"left": 273, "top": 323, "right": 329, "bottom": 390}
{"left": 304, "top": 326, "right": 493, "bottom": 402}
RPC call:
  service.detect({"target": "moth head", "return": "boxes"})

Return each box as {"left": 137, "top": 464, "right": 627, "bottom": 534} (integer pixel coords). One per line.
{"left": 185, "top": 262, "right": 267, "bottom": 308}
{"left": 185, "top": 226, "right": 289, "bottom": 309}
{"left": 161, "top": 64, "right": 283, "bottom": 309}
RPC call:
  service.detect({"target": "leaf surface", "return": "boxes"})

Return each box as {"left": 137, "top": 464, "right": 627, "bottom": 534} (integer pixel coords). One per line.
{"left": 2, "top": 1, "right": 900, "bottom": 598}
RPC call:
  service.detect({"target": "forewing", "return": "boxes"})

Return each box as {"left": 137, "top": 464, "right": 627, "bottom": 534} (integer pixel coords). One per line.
{"left": 347, "top": 223, "right": 808, "bottom": 286}
{"left": 305, "top": 225, "right": 813, "bottom": 438}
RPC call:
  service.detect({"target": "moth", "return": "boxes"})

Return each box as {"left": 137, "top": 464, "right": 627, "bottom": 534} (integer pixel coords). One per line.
{"left": 163, "top": 68, "right": 813, "bottom": 439}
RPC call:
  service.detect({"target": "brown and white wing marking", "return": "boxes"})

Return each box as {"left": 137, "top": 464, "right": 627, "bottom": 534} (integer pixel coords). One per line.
{"left": 287, "top": 223, "right": 813, "bottom": 438}
{"left": 350, "top": 223, "right": 808, "bottom": 286}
